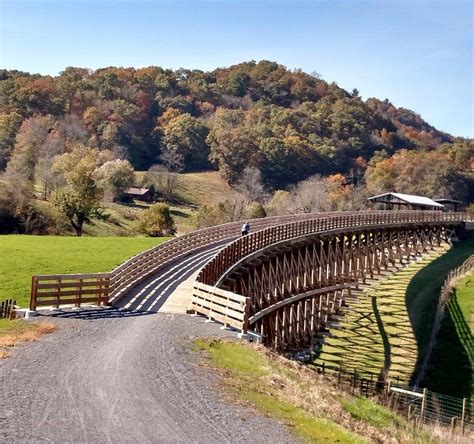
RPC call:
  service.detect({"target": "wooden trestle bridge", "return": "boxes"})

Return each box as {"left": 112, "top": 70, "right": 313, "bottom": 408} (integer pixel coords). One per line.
{"left": 30, "top": 211, "right": 472, "bottom": 352}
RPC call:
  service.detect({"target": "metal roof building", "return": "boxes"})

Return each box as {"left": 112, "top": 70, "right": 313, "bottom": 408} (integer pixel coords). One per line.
{"left": 368, "top": 192, "right": 445, "bottom": 211}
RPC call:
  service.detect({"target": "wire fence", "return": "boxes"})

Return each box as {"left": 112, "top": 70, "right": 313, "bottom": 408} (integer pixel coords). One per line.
{"left": 313, "top": 361, "right": 473, "bottom": 438}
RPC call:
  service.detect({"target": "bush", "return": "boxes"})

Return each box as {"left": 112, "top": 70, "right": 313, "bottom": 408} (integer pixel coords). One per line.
{"left": 134, "top": 203, "right": 176, "bottom": 237}
{"left": 245, "top": 202, "right": 266, "bottom": 219}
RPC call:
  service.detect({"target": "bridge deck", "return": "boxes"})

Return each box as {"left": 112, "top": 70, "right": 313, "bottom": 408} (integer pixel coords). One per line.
{"left": 113, "top": 243, "right": 225, "bottom": 313}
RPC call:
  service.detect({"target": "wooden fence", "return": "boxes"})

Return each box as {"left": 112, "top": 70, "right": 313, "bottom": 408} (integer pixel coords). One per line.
{"left": 30, "top": 273, "right": 110, "bottom": 310}
{"left": 29, "top": 211, "right": 471, "bottom": 311}
{"left": 190, "top": 282, "right": 250, "bottom": 332}
{"left": 0, "top": 299, "right": 16, "bottom": 319}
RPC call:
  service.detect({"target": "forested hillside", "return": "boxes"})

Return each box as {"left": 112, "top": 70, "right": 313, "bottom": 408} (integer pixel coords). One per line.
{"left": 0, "top": 61, "right": 472, "bottom": 235}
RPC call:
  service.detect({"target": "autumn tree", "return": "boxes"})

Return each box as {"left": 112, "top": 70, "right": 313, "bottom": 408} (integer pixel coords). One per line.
{"left": 0, "top": 112, "right": 22, "bottom": 170}
{"left": 160, "top": 113, "right": 210, "bottom": 171}
{"left": 94, "top": 159, "right": 135, "bottom": 201}
{"left": 134, "top": 203, "right": 176, "bottom": 237}
{"left": 52, "top": 145, "right": 112, "bottom": 236}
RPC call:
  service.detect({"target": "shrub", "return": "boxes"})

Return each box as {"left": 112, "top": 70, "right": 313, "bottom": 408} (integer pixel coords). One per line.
{"left": 134, "top": 203, "right": 176, "bottom": 237}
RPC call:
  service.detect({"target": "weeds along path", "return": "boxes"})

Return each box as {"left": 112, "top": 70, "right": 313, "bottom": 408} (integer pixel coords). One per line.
{"left": 317, "top": 244, "right": 450, "bottom": 384}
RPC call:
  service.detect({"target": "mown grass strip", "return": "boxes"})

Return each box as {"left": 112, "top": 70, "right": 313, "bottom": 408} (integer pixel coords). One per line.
{"left": 194, "top": 339, "right": 435, "bottom": 443}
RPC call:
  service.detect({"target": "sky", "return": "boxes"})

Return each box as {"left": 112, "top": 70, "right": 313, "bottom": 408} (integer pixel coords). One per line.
{"left": 1, "top": 0, "right": 473, "bottom": 137}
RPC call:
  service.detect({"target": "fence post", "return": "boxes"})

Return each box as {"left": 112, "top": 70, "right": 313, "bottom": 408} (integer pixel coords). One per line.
{"left": 241, "top": 297, "right": 251, "bottom": 335}
{"left": 451, "top": 416, "right": 458, "bottom": 435}
{"left": 420, "top": 388, "right": 427, "bottom": 423}
{"left": 461, "top": 397, "right": 467, "bottom": 435}
{"left": 30, "top": 275, "right": 38, "bottom": 311}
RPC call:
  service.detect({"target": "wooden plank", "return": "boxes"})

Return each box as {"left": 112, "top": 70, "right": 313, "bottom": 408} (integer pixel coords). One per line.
{"left": 35, "top": 273, "right": 110, "bottom": 280}
{"left": 190, "top": 296, "right": 246, "bottom": 319}
{"left": 35, "top": 296, "right": 109, "bottom": 307}
{"left": 190, "top": 304, "right": 244, "bottom": 329}
{"left": 192, "top": 282, "right": 247, "bottom": 303}
{"left": 35, "top": 288, "right": 109, "bottom": 298}
{"left": 36, "top": 281, "right": 109, "bottom": 290}
{"left": 191, "top": 289, "right": 246, "bottom": 312}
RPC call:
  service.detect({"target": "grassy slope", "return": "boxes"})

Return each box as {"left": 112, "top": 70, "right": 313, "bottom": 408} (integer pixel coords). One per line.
{"left": 195, "top": 339, "right": 432, "bottom": 443}
{"left": 29, "top": 172, "right": 233, "bottom": 236}
{"left": 317, "top": 232, "right": 474, "bottom": 394}
{"left": 138, "top": 171, "right": 234, "bottom": 234}
{"left": 0, "top": 235, "right": 168, "bottom": 307}
{"left": 317, "top": 247, "right": 449, "bottom": 384}
{"left": 424, "top": 270, "right": 474, "bottom": 399}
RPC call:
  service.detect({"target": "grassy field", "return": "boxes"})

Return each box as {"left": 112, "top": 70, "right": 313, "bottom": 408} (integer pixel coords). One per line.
{"left": 0, "top": 235, "right": 169, "bottom": 307}
{"left": 317, "top": 232, "right": 474, "bottom": 393}
{"left": 195, "top": 339, "right": 431, "bottom": 443}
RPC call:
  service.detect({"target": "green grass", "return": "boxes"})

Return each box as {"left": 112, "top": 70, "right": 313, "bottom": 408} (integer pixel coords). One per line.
{"left": 0, "top": 235, "right": 169, "bottom": 307}
{"left": 338, "top": 396, "right": 403, "bottom": 429}
{"left": 454, "top": 273, "right": 474, "bottom": 332}
{"left": 424, "top": 270, "right": 473, "bottom": 399}
{"left": 195, "top": 339, "right": 433, "bottom": 443}
{"left": 195, "top": 339, "right": 366, "bottom": 443}
{"left": 317, "top": 247, "right": 450, "bottom": 384}
{"left": 0, "top": 318, "right": 30, "bottom": 333}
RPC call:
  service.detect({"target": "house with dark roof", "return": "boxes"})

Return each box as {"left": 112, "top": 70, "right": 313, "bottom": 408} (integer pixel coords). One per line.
{"left": 123, "top": 187, "right": 153, "bottom": 202}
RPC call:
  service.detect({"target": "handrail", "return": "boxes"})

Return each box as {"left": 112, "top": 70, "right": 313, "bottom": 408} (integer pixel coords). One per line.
{"left": 108, "top": 211, "right": 342, "bottom": 300}
{"left": 197, "top": 211, "right": 471, "bottom": 286}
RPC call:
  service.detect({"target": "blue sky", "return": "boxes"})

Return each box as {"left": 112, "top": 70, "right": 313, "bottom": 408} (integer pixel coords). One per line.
{"left": 1, "top": 0, "right": 472, "bottom": 137}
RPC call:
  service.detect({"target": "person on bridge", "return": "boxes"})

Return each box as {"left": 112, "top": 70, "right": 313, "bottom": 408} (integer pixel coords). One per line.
{"left": 241, "top": 221, "right": 250, "bottom": 236}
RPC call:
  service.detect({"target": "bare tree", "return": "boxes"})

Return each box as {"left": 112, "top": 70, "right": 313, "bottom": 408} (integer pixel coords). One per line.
{"left": 235, "top": 166, "right": 267, "bottom": 203}
{"left": 266, "top": 175, "right": 331, "bottom": 215}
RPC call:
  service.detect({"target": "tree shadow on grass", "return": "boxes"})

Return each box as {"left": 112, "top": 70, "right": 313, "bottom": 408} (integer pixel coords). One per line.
{"left": 171, "top": 209, "right": 191, "bottom": 219}
{"left": 406, "top": 233, "right": 474, "bottom": 396}
{"left": 423, "top": 292, "right": 472, "bottom": 399}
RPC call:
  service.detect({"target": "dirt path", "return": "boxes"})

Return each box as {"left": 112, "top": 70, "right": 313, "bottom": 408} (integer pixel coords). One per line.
{"left": 1, "top": 312, "right": 296, "bottom": 443}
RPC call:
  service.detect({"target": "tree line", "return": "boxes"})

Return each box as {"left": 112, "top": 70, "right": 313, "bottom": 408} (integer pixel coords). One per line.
{"left": 0, "top": 61, "right": 472, "bottom": 235}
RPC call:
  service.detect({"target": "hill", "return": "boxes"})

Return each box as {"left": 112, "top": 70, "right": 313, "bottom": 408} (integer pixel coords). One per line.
{"left": 0, "top": 61, "right": 460, "bottom": 182}
{"left": 1, "top": 61, "right": 472, "bottom": 237}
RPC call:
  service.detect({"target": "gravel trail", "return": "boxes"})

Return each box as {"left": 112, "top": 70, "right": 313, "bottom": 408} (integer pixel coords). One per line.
{"left": 1, "top": 311, "right": 296, "bottom": 443}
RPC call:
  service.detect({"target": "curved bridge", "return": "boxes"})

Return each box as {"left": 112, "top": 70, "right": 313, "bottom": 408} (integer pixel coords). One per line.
{"left": 191, "top": 211, "right": 471, "bottom": 351}
{"left": 30, "top": 210, "right": 471, "bottom": 353}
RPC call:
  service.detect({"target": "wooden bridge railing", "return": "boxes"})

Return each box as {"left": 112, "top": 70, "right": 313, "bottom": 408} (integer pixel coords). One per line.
{"left": 190, "top": 282, "right": 250, "bottom": 333}
{"left": 30, "top": 273, "right": 110, "bottom": 310}
{"left": 28, "top": 211, "right": 471, "bottom": 311}
{"left": 29, "top": 212, "right": 329, "bottom": 310}
{"left": 108, "top": 212, "right": 331, "bottom": 302}
{"left": 197, "top": 211, "right": 470, "bottom": 286}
